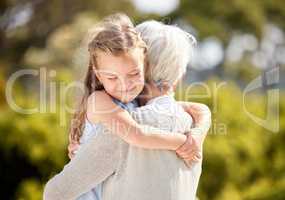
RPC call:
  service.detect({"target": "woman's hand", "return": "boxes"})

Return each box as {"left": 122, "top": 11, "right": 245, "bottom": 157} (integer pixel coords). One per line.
{"left": 175, "top": 133, "right": 203, "bottom": 168}
{"left": 68, "top": 135, "right": 80, "bottom": 159}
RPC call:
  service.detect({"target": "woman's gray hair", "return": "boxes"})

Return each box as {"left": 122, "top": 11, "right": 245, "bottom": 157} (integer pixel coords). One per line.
{"left": 136, "top": 20, "right": 196, "bottom": 85}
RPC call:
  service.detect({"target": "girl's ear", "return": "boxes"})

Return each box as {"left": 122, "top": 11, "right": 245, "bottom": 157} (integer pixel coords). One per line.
{"left": 92, "top": 68, "right": 104, "bottom": 89}
{"left": 93, "top": 67, "right": 100, "bottom": 78}
{"left": 93, "top": 67, "right": 103, "bottom": 85}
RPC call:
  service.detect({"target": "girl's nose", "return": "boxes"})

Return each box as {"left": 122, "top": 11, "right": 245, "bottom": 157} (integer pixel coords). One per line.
{"left": 117, "top": 78, "right": 133, "bottom": 91}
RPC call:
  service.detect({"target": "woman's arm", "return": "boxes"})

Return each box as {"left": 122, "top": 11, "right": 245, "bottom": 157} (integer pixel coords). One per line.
{"left": 87, "top": 91, "right": 187, "bottom": 151}
{"left": 43, "top": 129, "right": 120, "bottom": 200}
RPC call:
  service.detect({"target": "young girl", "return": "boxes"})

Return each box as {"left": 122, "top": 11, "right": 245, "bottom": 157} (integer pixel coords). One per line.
{"left": 44, "top": 13, "right": 211, "bottom": 200}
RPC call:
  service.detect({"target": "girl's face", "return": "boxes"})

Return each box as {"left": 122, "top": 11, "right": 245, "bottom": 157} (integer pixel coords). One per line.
{"left": 94, "top": 48, "right": 145, "bottom": 103}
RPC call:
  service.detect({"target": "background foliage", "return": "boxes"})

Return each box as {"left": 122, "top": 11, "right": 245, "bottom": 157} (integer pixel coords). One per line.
{"left": 0, "top": 0, "right": 284, "bottom": 199}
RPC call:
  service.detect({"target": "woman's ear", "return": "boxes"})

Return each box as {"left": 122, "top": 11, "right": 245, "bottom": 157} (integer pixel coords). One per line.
{"left": 162, "top": 81, "right": 172, "bottom": 91}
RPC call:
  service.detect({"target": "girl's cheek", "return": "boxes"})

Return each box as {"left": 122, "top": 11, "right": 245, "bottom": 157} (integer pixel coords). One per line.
{"left": 138, "top": 72, "right": 145, "bottom": 82}
{"left": 100, "top": 79, "right": 116, "bottom": 93}
{"left": 107, "top": 82, "right": 117, "bottom": 91}
{"left": 104, "top": 85, "right": 117, "bottom": 97}
{"left": 133, "top": 76, "right": 144, "bottom": 89}
{"left": 137, "top": 76, "right": 145, "bottom": 87}
{"left": 136, "top": 76, "right": 145, "bottom": 91}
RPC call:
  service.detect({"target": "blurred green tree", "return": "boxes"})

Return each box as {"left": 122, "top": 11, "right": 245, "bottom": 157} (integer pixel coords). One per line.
{"left": 1, "top": 1, "right": 284, "bottom": 199}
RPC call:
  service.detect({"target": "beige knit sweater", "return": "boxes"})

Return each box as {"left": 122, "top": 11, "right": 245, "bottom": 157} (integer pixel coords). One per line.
{"left": 43, "top": 95, "right": 205, "bottom": 200}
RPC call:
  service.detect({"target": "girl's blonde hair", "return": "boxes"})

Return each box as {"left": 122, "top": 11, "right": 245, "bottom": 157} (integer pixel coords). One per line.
{"left": 70, "top": 13, "right": 147, "bottom": 142}
{"left": 136, "top": 20, "right": 196, "bottom": 85}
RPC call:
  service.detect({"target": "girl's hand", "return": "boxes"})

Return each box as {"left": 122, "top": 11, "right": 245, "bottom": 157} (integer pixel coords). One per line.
{"left": 68, "top": 135, "right": 80, "bottom": 160}
{"left": 184, "top": 152, "right": 202, "bottom": 168}
{"left": 175, "top": 133, "right": 202, "bottom": 167}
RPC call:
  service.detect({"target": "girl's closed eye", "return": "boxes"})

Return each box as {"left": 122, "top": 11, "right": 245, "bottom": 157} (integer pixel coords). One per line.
{"left": 129, "top": 71, "right": 141, "bottom": 77}
{"left": 107, "top": 76, "right": 118, "bottom": 80}
{"left": 100, "top": 72, "right": 118, "bottom": 80}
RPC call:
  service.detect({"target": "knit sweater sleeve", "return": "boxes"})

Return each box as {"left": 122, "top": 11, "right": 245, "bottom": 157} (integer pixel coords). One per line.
{"left": 43, "top": 130, "right": 120, "bottom": 200}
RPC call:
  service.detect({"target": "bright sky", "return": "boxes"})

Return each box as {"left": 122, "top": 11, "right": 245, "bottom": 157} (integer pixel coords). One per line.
{"left": 131, "top": 0, "right": 180, "bottom": 16}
